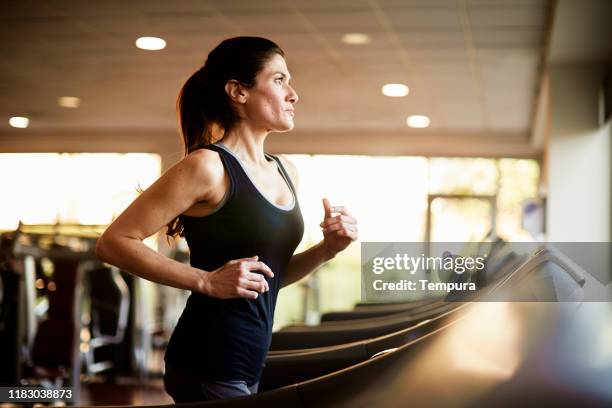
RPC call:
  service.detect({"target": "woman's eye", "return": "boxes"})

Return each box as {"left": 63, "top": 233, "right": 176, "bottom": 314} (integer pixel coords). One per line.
{"left": 275, "top": 78, "right": 283, "bottom": 84}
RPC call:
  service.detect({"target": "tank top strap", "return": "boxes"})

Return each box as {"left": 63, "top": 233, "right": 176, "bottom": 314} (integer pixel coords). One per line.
{"left": 265, "top": 153, "right": 298, "bottom": 196}
{"left": 199, "top": 143, "right": 242, "bottom": 187}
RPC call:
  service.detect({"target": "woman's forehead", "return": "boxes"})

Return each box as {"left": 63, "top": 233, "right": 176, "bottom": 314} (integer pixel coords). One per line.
{"left": 262, "top": 54, "right": 289, "bottom": 74}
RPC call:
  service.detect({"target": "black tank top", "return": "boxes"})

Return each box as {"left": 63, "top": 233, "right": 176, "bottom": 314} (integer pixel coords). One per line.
{"left": 164, "top": 143, "right": 304, "bottom": 386}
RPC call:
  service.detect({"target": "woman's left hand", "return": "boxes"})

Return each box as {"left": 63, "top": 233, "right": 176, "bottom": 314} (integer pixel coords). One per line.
{"left": 320, "top": 198, "right": 358, "bottom": 258}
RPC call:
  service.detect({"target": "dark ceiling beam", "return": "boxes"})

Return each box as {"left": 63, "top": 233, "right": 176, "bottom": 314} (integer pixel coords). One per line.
{"left": 0, "top": 128, "right": 537, "bottom": 159}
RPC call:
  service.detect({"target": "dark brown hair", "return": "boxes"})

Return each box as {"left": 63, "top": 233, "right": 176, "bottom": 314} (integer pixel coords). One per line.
{"left": 167, "top": 36, "right": 285, "bottom": 238}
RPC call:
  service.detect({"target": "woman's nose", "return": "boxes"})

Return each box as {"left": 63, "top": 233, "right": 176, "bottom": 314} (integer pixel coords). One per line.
{"left": 288, "top": 86, "right": 298, "bottom": 104}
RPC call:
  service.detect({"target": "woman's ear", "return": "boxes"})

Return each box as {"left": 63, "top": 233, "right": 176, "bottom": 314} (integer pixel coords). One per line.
{"left": 225, "top": 80, "right": 248, "bottom": 104}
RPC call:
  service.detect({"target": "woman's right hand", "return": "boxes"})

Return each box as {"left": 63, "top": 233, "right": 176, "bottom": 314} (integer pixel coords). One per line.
{"left": 200, "top": 256, "right": 274, "bottom": 299}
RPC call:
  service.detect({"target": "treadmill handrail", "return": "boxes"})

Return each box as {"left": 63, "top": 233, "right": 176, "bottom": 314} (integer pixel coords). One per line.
{"left": 369, "top": 348, "right": 398, "bottom": 359}
{"left": 505, "top": 246, "right": 586, "bottom": 287}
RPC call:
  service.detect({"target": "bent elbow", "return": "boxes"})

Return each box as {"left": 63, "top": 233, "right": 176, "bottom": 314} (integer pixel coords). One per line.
{"left": 95, "top": 234, "right": 111, "bottom": 263}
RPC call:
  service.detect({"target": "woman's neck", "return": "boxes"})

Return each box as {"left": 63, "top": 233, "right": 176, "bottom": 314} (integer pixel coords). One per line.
{"left": 220, "top": 123, "right": 269, "bottom": 166}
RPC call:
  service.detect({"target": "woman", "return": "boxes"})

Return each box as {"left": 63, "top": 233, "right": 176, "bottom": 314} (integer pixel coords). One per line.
{"left": 95, "top": 37, "right": 358, "bottom": 402}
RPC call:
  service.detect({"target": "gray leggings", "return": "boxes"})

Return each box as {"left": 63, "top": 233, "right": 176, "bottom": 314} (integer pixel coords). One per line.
{"left": 163, "top": 364, "right": 259, "bottom": 402}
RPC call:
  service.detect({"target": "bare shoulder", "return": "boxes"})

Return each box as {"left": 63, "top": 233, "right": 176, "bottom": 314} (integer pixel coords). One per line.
{"left": 277, "top": 154, "right": 299, "bottom": 189}
{"left": 167, "top": 148, "right": 225, "bottom": 201}
{"left": 185, "top": 148, "right": 224, "bottom": 179}
{"left": 169, "top": 149, "right": 224, "bottom": 190}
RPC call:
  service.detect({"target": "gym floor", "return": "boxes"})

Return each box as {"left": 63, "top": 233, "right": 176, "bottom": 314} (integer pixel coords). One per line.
{"left": 79, "top": 378, "right": 173, "bottom": 406}
{"left": 0, "top": 379, "right": 172, "bottom": 407}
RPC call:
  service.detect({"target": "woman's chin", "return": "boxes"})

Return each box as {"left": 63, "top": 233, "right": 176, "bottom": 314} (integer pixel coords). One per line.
{"left": 272, "top": 121, "right": 295, "bottom": 133}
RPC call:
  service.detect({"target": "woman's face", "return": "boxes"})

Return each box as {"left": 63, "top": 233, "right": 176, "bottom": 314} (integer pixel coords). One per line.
{"left": 242, "top": 53, "right": 299, "bottom": 132}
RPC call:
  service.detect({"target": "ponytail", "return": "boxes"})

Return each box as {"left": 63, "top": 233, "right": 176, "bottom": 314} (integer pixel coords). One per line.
{"left": 177, "top": 70, "right": 210, "bottom": 154}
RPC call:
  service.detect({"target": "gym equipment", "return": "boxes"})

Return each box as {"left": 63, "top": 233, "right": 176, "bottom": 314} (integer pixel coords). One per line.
{"left": 259, "top": 304, "right": 466, "bottom": 391}
{"left": 85, "top": 266, "right": 131, "bottom": 375}
{"left": 320, "top": 298, "right": 437, "bottom": 322}
{"left": 320, "top": 239, "right": 514, "bottom": 322}
{"left": 0, "top": 226, "right": 145, "bottom": 404}
{"left": 269, "top": 300, "right": 464, "bottom": 351}
{"left": 270, "top": 244, "right": 527, "bottom": 351}
{"left": 0, "top": 245, "right": 22, "bottom": 385}
{"left": 181, "top": 246, "right": 606, "bottom": 407}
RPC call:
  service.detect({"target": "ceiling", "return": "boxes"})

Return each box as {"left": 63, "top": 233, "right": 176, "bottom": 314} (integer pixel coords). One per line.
{"left": 0, "top": 0, "right": 553, "bottom": 155}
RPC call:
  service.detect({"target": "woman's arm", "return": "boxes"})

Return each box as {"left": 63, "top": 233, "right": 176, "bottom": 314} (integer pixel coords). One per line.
{"left": 95, "top": 149, "right": 272, "bottom": 298}
{"left": 281, "top": 199, "right": 358, "bottom": 287}
{"left": 280, "top": 241, "right": 335, "bottom": 288}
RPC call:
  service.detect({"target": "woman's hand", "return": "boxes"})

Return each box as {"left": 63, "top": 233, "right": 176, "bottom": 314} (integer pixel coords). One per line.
{"left": 200, "top": 256, "right": 274, "bottom": 299}
{"left": 320, "top": 198, "right": 358, "bottom": 258}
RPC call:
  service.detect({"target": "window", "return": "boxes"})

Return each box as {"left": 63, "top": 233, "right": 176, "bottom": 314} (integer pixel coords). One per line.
{"left": 274, "top": 155, "right": 540, "bottom": 328}
{"left": 0, "top": 153, "right": 161, "bottom": 230}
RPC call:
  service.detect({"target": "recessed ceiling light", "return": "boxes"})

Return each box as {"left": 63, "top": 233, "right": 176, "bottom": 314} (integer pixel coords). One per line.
{"left": 382, "top": 83, "right": 409, "bottom": 97}
{"left": 58, "top": 96, "right": 81, "bottom": 108}
{"left": 406, "top": 115, "right": 430, "bottom": 128}
{"left": 341, "top": 33, "right": 371, "bottom": 45}
{"left": 9, "top": 116, "right": 29, "bottom": 128}
{"left": 135, "top": 36, "right": 166, "bottom": 51}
